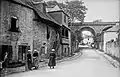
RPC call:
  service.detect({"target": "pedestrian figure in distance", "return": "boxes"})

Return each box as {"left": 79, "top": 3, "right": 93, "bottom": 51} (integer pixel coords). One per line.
{"left": 0, "top": 61, "right": 2, "bottom": 77}
{"left": 27, "top": 50, "right": 32, "bottom": 70}
{"left": 48, "top": 49, "right": 56, "bottom": 69}
{"left": 0, "top": 52, "right": 8, "bottom": 77}
{"left": 33, "top": 50, "right": 39, "bottom": 69}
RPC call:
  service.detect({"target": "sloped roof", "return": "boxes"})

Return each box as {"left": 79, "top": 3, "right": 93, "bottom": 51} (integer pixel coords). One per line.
{"left": 46, "top": 4, "right": 62, "bottom": 12}
{"left": 46, "top": 0, "right": 62, "bottom": 9}
{"left": 7, "top": 0, "right": 60, "bottom": 26}
{"left": 106, "top": 25, "right": 119, "bottom": 32}
{"left": 46, "top": 1, "right": 69, "bottom": 16}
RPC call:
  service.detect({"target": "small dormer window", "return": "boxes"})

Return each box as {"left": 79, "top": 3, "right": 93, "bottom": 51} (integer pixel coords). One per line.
{"left": 11, "top": 17, "right": 17, "bottom": 30}
{"left": 65, "top": 30, "right": 68, "bottom": 38}
{"left": 47, "top": 26, "right": 50, "bottom": 39}
{"left": 64, "top": 15, "right": 66, "bottom": 23}
{"left": 62, "top": 28, "right": 64, "bottom": 36}
{"left": 9, "top": 16, "right": 19, "bottom": 32}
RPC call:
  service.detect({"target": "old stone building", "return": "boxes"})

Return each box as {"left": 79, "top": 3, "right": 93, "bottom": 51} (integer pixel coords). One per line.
{"left": 0, "top": 0, "right": 61, "bottom": 72}
{"left": 118, "top": 23, "right": 120, "bottom": 58}
{"left": 46, "top": 3, "right": 71, "bottom": 58}
{"left": 0, "top": 0, "right": 34, "bottom": 64}
{"left": 117, "top": 22, "right": 120, "bottom": 60}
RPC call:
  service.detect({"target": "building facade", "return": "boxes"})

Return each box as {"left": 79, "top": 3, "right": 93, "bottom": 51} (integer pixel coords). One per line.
{"left": 0, "top": 0, "right": 34, "bottom": 65}
{"left": 47, "top": 4, "right": 71, "bottom": 58}
{"left": 117, "top": 22, "right": 120, "bottom": 60}
{"left": 0, "top": 0, "right": 61, "bottom": 72}
{"left": 118, "top": 29, "right": 120, "bottom": 55}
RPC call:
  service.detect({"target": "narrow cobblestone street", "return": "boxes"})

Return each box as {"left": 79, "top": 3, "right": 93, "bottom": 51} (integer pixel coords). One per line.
{"left": 6, "top": 49, "right": 120, "bottom": 77}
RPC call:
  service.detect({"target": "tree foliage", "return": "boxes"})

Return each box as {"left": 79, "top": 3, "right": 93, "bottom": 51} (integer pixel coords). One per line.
{"left": 46, "top": 0, "right": 58, "bottom": 6}
{"left": 75, "top": 30, "right": 83, "bottom": 42}
{"left": 46, "top": 0, "right": 87, "bottom": 23}
{"left": 64, "top": 0, "right": 87, "bottom": 22}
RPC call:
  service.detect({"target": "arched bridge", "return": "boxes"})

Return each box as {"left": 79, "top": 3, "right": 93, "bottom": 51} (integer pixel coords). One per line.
{"left": 70, "top": 22, "right": 117, "bottom": 36}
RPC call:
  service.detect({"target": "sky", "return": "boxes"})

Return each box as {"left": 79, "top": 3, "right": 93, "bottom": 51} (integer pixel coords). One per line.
{"left": 45, "top": 0, "right": 119, "bottom": 22}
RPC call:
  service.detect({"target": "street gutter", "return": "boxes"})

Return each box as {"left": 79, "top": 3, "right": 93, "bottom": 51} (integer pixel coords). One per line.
{"left": 95, "top": 49, "right": 120, "bottom": 68}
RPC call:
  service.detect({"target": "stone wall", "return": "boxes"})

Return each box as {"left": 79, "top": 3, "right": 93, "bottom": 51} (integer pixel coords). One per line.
{"left": 70, "top": 32, "right": 78, "bottom": 53}
{"left": 0, "top": 0, "right": 62, "bottom": 63}
{"left": 118, "top": 30, "right": 120, "bottom": 57}
{"left": 68, "top": 31, "right": 72, "bottom": 55}
{"left": 0, "top": 1, "right": 34, "bottom": 61}
{"left": 47, "top": 26, "right": 58, "bottom": 58}
{"left": 33, "top": 20, "right": 47, "bottom": 52}
{"left": 32, "top": 20, "right": 61, "bottom": 60}
{"left": 62, "top": 45, "right": 69, "bottom": 57}
{"left": 106, "top": 39, "right": 119, "bottom": 58}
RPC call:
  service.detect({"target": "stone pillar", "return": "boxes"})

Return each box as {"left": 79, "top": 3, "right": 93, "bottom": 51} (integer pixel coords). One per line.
{"left": 12, "top": 42, "right": 18, "bottom": 62}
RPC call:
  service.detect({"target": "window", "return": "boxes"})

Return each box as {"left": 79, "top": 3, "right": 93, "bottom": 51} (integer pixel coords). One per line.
{"left": 55, "top": 30, "right": 58, "bottom": 39}
{"left": 47, "top": 26, "right": 50, "bottom": 39}
{"left": 0, "top": 45, "right": 12, "bottom": 62}
{"left": 43, "top": 3, "right": 46, "bottom": 13}
{"left": 62, "top": 28, "right": 64, "bottom": 36}
{"left": 65, "top": 30, "right": 68, "bottom": 38}
{"left": 64, "top": 15, "right": 66, "bottom": 23}
{"left": 9, "top": 17, "right": 19, "bottom": 32}
{"left": 33, "top": 14, "right": 39, "bottom": 21}
{"left": 62, "top": 29, "right": 69, "bottom": 38}
{"left": 18, "top": 45, "right": 28, "bottom": 61}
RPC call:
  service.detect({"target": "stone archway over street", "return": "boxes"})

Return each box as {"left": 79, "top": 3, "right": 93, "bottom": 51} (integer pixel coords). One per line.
{"left": 70, "top": 22, "right": 117, "bottom": 36}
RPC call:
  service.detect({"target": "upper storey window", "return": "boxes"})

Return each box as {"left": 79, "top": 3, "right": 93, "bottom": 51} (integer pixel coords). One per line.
{"left": 64, "top": 15, "right": 66, "bottom": 23}
{"left": 9, "top": 16, "right": 19, "bottom": 32}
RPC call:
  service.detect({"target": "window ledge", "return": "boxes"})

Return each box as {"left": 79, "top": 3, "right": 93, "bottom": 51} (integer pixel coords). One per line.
{"left": 62, "top": 36, "right": 69, "bottom": 39}
{"left": 8, "top": 28, "right": 21, "bottom": 33}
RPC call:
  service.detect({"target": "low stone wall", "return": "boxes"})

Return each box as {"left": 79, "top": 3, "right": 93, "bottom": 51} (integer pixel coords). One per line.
{"left": 96, "top": 49, "right": 120, "bottom": 68}
{"left": 103, "top": 54, "right": 120, "bottom": 68}
{"left": 106, "top": 40, "right": 120, "bottom": 59}
{"left": 5, "top": 66, "right": 26, "bottom": 75}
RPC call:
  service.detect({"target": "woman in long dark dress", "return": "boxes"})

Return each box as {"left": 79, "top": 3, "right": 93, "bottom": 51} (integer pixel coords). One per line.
{"left": 0, "top": 52, "right": 8, "bottom": 77}
{"left": 48, "top": 49, "right": 56, "bottom": 69}
{"left": 27, "top": 50, "right": 32, "bottom": 70}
